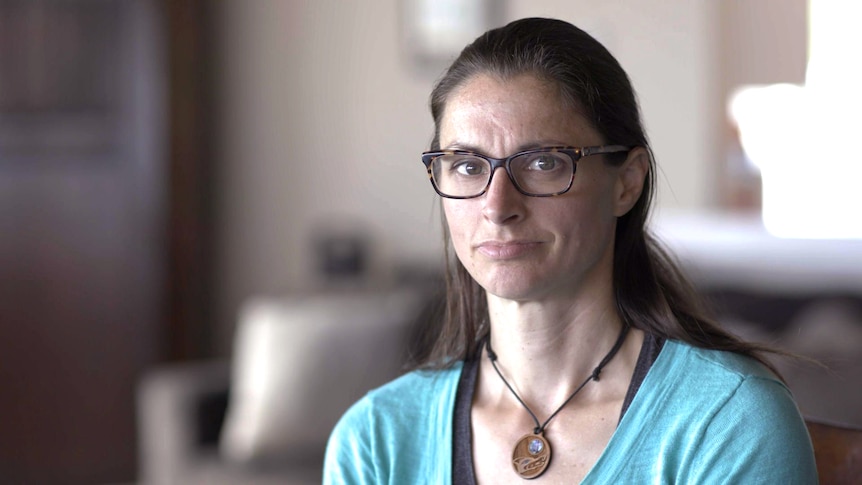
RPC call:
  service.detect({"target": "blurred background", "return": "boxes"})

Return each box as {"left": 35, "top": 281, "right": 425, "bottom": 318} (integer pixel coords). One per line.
{"left": 1, "top": 0, "right": 860, "bottom": 483}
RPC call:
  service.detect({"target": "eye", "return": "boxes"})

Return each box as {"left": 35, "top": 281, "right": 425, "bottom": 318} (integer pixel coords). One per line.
{"left": 526, "top": 154, "right": 562, "bottom": 171}
{"left": 451, "top": 157, "right": 487, "bottom": 176}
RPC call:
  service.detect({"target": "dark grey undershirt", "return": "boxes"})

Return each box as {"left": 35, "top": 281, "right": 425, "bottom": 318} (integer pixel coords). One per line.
{"left": 452, "top": 332, "right": 665, "bottom": 484}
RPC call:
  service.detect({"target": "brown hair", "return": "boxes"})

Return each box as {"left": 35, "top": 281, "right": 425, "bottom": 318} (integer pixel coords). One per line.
{"left": 413, "top": 18, "right": 780, "bottom": 374}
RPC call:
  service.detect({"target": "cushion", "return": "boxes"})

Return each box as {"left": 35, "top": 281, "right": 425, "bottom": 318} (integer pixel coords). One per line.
{"left": 219, "top": 288, "right": 425, "bottom": 466}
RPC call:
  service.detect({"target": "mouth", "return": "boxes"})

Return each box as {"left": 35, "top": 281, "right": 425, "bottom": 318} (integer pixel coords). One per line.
{"left": 475, "top": 240, "right": 542, "bottom": 260}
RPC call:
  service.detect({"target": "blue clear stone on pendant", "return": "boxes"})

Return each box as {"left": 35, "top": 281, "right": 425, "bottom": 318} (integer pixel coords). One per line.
{"left": 528, "top": 438, "right": 544, "bottom": 455}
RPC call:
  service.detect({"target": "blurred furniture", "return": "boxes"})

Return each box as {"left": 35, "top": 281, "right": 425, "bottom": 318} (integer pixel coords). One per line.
{"left": 654, "top": 212, "right": 862, "bottom": 428}
{"left": 805, "top": 418, "right": 862, "bottom": 485}
{"left": 136, "top": 287, "right": 434, "bottom": 485}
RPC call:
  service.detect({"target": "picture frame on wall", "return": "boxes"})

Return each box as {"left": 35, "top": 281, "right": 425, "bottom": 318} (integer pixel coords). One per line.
{"left": 400, "top": 0, "right": 503, "bottom": 74}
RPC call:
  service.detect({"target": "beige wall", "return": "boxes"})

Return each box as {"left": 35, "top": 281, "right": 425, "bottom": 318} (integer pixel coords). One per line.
{"left": 212, "top": 0, "right": 805, "bottom": 352}
{"left": 215, "top": 0, "right": 440, "bottom": 351}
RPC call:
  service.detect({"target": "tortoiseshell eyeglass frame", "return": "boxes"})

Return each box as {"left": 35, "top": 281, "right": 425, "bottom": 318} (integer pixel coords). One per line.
{"left": 421, "top": 145, "right": 631, "bottom": 199}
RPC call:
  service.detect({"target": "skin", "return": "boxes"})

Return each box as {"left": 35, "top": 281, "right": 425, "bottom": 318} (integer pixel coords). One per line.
{"left": 439, "top": 73, "right": 650, "bottom": 483}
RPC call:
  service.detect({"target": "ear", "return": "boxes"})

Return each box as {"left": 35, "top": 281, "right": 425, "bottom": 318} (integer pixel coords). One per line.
{"left": 613, "top": 147, "right": 649, "bottom": 217}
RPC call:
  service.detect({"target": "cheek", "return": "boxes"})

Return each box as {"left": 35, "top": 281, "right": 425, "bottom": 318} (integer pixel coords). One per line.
{"left": 443, "top": 201, "right": 484, "bottom": 272}
{"left": 550, "top": 180, "right": 619, "bottom": 245}
{"left": 442, "top": 201, "right": 470, "bottom": 246}
{"left": 576, "top": 171, "right": 619, "bottom": 217}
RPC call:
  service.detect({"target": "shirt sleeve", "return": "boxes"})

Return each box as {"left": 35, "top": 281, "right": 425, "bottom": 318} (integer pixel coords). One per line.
{"left": 683, "top": 375, "right": 818, "bottom": 484}
{"left": 323, "top": 397, "right": 378, "bottom": 485}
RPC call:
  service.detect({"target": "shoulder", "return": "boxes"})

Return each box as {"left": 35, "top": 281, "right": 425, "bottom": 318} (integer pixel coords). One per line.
{"left": 654, "top": 340, "right": 805, "bottom": 436}
{"left": 330, "top": 363, "right": 463, "bottom": 441}
{"left": 366, "top": 363, "right": 464, "bottom": 408}
{"left": 662, "top": 339, "right": 776, "bottom": 382}
{"left": 652, "top": 340, "right": 797, "bottom": 412}
{"left": 607, "top": 339, "right": 817, "bottom": 483}
{"left": 323, "top": 364, "right": 463, "bottom": 484}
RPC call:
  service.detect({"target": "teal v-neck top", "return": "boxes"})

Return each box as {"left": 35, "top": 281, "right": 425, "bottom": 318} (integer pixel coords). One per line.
{"left": 323, "top": 339, "right": 817, "bottom": 484}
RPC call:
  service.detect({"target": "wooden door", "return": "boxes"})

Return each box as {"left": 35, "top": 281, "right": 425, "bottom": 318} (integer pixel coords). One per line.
{"left": 0, "top": 1, "right": 166, "bottom": 482}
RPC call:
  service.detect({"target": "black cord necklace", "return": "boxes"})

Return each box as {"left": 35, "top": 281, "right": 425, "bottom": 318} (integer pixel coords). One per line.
{"left": 485, "top": 324, "right": 630, "bottom": 480}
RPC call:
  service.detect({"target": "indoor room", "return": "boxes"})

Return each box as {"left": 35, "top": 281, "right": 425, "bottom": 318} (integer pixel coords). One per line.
{"left": 1, "top": 0, "right": 859, "bottom": 483}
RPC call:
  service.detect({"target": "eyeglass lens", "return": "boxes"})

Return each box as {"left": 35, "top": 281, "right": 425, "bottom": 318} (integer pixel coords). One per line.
{"left": 430, "top": 151, "right": 575, "bottom": 197}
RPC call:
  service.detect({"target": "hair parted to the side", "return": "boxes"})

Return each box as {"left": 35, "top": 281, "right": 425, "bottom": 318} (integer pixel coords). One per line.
{"left": 413, "top": 17, "right": 781, "bottom": 374}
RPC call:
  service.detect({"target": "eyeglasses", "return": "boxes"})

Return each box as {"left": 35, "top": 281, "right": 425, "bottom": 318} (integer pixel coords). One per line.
{"left": 421, "top": 145, "right": 631, "bottom": 199}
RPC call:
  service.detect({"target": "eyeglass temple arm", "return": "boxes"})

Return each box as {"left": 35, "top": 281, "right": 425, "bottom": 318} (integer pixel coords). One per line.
{"left": 581, "top": 145, "right": 631, "bottom": 157}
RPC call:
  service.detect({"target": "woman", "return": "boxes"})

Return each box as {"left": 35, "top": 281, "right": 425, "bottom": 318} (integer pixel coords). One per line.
{"left": 324, "top": 18, "right": 816, "bottom": 484}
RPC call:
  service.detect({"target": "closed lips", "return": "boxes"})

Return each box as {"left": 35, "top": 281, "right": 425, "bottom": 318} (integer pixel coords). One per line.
{"left": 476, "top": 241, "right": 542, "bottom": 258}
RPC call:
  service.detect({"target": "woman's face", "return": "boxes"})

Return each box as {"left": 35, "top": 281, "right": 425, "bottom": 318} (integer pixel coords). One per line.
{"left": 439, "top": 73, "right": 641, "bottom": 302}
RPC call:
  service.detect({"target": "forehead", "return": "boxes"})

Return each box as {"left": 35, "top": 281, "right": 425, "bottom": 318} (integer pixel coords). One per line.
{"left": 439, "top": 73, "right": 601, "bottom": 151}
{"left": 449, "top": 72, "right": 564, "bottom": 108}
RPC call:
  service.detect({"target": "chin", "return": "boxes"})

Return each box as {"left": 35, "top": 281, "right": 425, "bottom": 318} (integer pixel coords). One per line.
{"left": 477, "top": 272, "right": 551, "bottom": 302}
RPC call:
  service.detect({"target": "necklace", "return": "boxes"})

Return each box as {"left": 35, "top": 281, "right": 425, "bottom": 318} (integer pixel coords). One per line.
{"left": 485, "top": 324, "right": 629, "bottom": 480}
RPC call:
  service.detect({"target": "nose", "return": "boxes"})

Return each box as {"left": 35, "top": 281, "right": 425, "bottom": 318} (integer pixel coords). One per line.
{"left": 482, "top": 167, "right": 525, "bottom": 225}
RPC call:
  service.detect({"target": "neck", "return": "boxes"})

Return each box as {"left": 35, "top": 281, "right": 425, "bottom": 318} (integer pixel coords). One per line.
{"left": 485, "top": 322, "right": 629, "bottom": 430}
{"left": 481, "top": 292, "right": 632, "bottom": 408}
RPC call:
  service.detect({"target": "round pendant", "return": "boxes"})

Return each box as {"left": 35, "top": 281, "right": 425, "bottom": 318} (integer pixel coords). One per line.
{"left": 511, "top": 433, "right": 552, "bottom": 479}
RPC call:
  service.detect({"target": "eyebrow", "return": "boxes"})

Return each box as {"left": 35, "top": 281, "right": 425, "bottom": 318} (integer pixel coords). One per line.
{"left": 442, "top": 141, "right": 571, "bottom": 155}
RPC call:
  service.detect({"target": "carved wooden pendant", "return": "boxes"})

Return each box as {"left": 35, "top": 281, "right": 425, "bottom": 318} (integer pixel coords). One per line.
{"left": 511, "top": 433, "right": 551, "bottom": 479}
